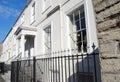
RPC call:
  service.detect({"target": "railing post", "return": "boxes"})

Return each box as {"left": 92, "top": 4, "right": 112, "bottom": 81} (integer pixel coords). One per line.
{"left": 93, "top": 52, "right": 97, "bottom": 82}
{"left": 92, "top": 43, "right": 98, "bottom": 82}
{"left": 11, "top": 62, "right": 13, "bottom": 82}
{"left": 33, "top": 57, "right": 36, "bottom": 82}
{"left": 16, "top": 60, "right": 19, "bottom": 82}
{"left": 2, "top": 62, "right": 4, "bottom": 75}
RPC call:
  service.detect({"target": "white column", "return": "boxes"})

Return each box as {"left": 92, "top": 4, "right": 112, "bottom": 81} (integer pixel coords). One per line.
{"left": 85, "top": 0, "right": 98, "bottom": 53}
{"left": 21, "top": 34, "right": 25, "bottom": 58}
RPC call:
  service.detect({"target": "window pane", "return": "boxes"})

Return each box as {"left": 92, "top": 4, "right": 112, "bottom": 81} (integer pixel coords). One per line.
{"left": 83, "top": 42, "right": 87, "bottom": 52}
{"left": 77, "top": 31, "right": 82, "bottom": 52}
{"left": 80, "top": 11, "right": 85, "bottom": 18}
{"left": 69, "top": 5, "right": 87, "bottom": 53}
{"left": 77, "top": 31, "right": 81, "bottom": 43}
{"left": 75, "top": 21, "right": 80, "bottom": 30}
{"left": 82, "top": 30, "right": 87, "bottom": 52}
{"left": 77, "top": 41, "right": 82, "bottom": 52}
{"left": 82, "top": 30, "right": 87, "bottom": 41}
{"left": 74, "top": 11, "right": 79, "bottom": 21}
{"left": 81, "top": 18, "right": 86, "bottom": 29}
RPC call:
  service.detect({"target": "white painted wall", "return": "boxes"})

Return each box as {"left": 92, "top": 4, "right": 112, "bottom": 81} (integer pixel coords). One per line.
{"left": 1, "top": 0, "right": 98, "bottom": 61}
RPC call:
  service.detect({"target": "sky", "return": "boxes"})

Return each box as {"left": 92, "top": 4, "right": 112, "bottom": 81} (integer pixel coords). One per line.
{"left": 0, "top": 0, "right": 27, "bottom": 42}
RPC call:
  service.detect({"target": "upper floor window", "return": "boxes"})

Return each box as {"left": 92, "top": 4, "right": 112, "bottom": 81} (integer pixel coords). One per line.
{"left": 31, "top": 2, "right": 35, "bottom": 23}
{"left": 44, "top": 26, "right": 51, "bottom": 54}
{"left": 21, "top": 13, "right": 24, "bottom": 24}
{"left": 69, "top": 5, "right": 87, "bottom": 53}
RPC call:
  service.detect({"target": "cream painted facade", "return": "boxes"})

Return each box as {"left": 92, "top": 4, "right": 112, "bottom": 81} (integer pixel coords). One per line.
{"left": 1, "top": 0, "right": 98, "bottom": 63}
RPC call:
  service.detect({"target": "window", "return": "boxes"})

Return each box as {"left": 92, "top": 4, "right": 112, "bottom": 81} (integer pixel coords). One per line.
{"left": 44, "top": 26, "right": 51, "bottom": 54}
{"left": 21, "top": 14, "right": 24, "bottom": 24}
{"left": 31, "top": 2, "right": 35, "bottom": 23}
{"left": 69, "top": 5, "right": 87, "bottom": 53}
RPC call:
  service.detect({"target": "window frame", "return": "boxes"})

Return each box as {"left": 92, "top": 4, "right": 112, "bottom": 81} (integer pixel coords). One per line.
{"left": 65, "top": 0, "right": 98, "bottom": 54}
{"left": 30, "top": 2, "right": 35, "bottom": 24}
{"left": 21, "top": 13, "right": 25, "bottom": 24}
{"left": 44, "top": 25, "right": 51, "bottom": 54}
{"left": 68, "top": 5, "right": 87, "bottom": 53}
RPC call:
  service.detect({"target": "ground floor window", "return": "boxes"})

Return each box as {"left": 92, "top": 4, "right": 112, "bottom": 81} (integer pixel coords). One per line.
{"left": 69, "top": 5, "right": 87, "bottom": 53}
{"left": 44, "top": 26, "right": 51, "bottom": 54}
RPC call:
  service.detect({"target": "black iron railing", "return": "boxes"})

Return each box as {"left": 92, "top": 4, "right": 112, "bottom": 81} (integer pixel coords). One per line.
{"left": 11, "top": 51, "right": 101, "bottom": 82}
{"left": 0, "top": 62, "right": 4, "bottom": 74}
{"left": 0, "top": 62, "right": 11, "bottom": 75}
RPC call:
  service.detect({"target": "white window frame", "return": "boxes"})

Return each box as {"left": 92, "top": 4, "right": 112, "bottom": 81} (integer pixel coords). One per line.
{"left": 44, "top": 25, "right": 51, "bottom": 54}
{"left": 69, "top": 5, "right": 87, "bottom": 53}
{"left": 30, "top": 2, "right": 35, "bottom": 24}
{"left": 66, "top": 0, "right": 98, "bottom": 53}
{"left": 21, "top": 13, "right": 25, "bottom": 24}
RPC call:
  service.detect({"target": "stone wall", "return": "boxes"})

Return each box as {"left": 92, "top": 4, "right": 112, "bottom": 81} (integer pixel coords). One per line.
{"left": 92, "top": 0, "right": 120, "bottom": 82}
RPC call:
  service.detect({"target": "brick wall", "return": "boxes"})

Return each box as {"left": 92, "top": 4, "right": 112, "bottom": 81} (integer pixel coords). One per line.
{"left": 92, "top": 0, "right": 120, "bottom": 82}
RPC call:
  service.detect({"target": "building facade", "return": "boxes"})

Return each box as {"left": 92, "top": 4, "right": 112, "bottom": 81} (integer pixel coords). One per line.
{"left": 0, "top": 42, "right": 3, "bottom": 61}
{"left": 2, "top": 0, "right": 98, "bottom": 61}
{"left": 1, "top": 0, "right": 120, "bottom": 82}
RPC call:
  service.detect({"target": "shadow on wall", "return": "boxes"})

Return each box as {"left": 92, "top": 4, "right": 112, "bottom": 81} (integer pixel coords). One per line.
{"left": 68, "top": 48, "right": 102, "bottom": 82}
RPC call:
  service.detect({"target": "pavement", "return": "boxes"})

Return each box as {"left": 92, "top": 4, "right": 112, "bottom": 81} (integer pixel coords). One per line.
{"left": 0, "top": 75, "right": 6, "bottom": 82}
{"left": 0, "top": 71, "right": 11, "bottom": 82}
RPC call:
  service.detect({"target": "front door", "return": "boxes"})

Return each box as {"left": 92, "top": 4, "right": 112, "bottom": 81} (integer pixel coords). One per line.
{"left": 25, "top": 36, "right": 34, "bottom": 58}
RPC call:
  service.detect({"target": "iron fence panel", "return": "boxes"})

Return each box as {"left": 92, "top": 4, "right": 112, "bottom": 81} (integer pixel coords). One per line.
{"left": 11, "top": 52, "right": 100, "bottom": 82}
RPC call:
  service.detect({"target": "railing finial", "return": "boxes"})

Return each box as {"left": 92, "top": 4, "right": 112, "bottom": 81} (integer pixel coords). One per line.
{"left": 92, "top": 43, "right": 96, "bottom": 51}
